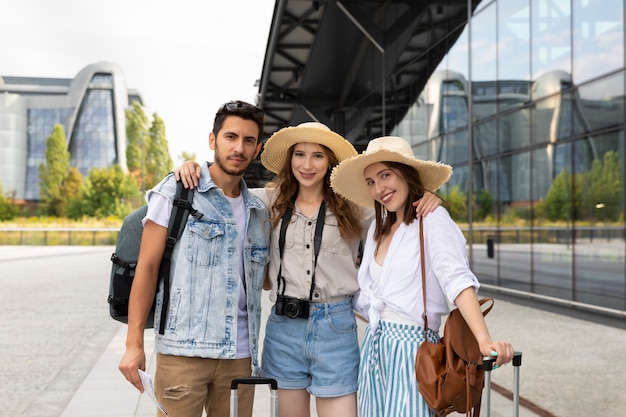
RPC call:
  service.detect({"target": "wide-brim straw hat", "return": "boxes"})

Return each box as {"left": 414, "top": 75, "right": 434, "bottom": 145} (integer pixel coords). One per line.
{"left": 330, "top": 136, "right": 452, "bottom": 208}
{"left": 261, "top": 122, "right": 358, "bottom": 174}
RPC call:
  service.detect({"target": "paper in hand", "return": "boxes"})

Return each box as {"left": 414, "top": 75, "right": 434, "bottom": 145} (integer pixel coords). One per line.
{"left": 138, "top": 369, "right": 169, "bottom": 416}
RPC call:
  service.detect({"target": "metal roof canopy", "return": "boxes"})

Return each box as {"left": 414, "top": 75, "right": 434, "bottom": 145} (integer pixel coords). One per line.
{"left": 257, "top": 0, "right": 479, "bottom": 150}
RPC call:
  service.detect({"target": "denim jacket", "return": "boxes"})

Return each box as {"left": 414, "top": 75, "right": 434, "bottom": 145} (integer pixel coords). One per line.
{"left": 148, "top": 164, "right": 270, "bottom": 373}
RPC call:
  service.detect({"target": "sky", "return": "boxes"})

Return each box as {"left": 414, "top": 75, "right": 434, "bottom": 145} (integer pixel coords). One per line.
{"left": 0, "top": 0, "right": 275, "bottom": 164}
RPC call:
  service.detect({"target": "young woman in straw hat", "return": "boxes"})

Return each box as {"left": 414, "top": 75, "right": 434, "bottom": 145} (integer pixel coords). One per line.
{"left": 330, "top": 135, "right": 515, "bottom": 417}
{"left": 175, "top": 123, "right": 440, "bottom": 417}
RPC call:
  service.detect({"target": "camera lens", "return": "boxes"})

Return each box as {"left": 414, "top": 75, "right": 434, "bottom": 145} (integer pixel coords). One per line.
{"left": 285, "top": 301, "right": 300, "bottom": 319}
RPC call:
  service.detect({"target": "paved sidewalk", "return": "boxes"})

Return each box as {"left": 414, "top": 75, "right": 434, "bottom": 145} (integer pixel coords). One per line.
{"left": 3, "top": 246, "right": 626, "bottom": 416}
{"left": 58, "top": 293, "right": 540, "bottom": 417}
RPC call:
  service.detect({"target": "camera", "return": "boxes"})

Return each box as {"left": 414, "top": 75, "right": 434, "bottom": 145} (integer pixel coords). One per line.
{"left": 275, "top": 295, "right": 309, "bottom": 319}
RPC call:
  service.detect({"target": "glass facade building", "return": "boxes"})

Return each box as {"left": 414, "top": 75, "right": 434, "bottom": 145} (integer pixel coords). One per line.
{"left": 387, "top": 0, "right": 625, "bottom": 313}
{"left": 0, "top": 62, "right": 140, "bottom": 201}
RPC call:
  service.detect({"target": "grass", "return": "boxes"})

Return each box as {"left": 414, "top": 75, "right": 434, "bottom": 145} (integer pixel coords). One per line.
{"left": 0, "top": 217, "right": 122, "bottom": 246}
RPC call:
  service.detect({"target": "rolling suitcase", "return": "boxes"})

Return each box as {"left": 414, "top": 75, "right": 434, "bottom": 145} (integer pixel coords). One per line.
{"left": 230, "top": 377, "right": 278, "bottom": 417}
{"left": 483, "top": 351, "right": 523, "bottom": 417}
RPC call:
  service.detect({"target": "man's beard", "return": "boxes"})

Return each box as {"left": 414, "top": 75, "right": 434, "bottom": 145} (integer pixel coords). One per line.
{"left": 214, "top": 151, "right": 249, "bottom": 177}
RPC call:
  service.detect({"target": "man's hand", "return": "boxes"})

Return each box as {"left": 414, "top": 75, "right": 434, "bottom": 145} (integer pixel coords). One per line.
{"left": 413, "top": 191, "right": 442, "bottom": 217}
{"left": 119, "top": 346, "right": 147, "bottom": 392}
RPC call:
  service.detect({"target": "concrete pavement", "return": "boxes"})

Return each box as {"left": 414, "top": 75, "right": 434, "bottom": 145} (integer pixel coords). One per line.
{"left": 2, "top": 246, "right": 625, "bottom": 416}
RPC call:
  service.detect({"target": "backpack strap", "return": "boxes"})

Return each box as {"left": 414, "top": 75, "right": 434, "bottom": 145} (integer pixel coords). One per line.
{"left": 158, "top": 180, "right": 201, "bottom": 335}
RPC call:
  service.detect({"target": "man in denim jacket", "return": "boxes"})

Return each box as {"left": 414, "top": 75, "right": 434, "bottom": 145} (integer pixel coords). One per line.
{"left": 119, "top": 101, "right": 270, "bottom": 417}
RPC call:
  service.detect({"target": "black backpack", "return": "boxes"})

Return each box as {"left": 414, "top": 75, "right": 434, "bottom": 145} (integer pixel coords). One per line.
{"left": 107, "top": 180, "right": 200, "bottom": 334}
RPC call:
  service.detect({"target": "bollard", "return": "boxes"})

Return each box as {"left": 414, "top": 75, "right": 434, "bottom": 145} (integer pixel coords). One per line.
{"left": 487, "top": 236, "right": 494, "bottom": 258}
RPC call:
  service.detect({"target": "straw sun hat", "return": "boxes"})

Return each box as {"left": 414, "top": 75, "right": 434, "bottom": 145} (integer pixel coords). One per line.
{"left": 260, "top": 122, "right": 358, "bottom": 174}
{"left": 330, "top": 136, "right": 452, "bottom": 208}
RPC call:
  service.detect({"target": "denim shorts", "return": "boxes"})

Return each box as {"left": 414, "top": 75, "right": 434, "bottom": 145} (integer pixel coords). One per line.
{"left": 259, "top": 297, "right": 359, "bottom": 397}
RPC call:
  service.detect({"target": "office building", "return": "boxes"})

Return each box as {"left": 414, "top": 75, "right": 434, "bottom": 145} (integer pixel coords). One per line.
{"left": 0, "top": 61, "right": 141, "bottom": 201}
{"left": 257, "top": 0, "right": 626, "bottom": 314}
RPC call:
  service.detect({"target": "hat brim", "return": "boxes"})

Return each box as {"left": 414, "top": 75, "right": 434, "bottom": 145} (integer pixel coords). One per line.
{"left": 261, "top": 125, "right": 357, "bottom": 174}
{"left": 331, "top": 150, "right": 452, "bottom": 208}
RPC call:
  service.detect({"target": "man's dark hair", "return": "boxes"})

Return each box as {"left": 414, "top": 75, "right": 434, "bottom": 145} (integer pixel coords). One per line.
{"left": 212, "top": 100, "right": 265, "bottom": 141}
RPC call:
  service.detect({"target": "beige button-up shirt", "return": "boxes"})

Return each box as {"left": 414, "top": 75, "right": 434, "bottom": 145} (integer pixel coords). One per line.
{"left": 252, "top": 188, "right": 372, "bottom": 303}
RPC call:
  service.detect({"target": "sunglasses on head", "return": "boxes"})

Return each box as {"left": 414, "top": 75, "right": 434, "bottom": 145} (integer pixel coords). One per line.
{"left": 221, "top": 101, "right": 264, "bottom": 115}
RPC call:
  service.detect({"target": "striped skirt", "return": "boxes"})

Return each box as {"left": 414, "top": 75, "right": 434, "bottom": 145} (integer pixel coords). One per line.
{"left": 358, "top": 320, "right": 439, "bottom": 417}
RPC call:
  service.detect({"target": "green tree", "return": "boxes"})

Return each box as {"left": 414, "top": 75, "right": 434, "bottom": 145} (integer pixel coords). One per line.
{"left": 0, "top": 183, "right": 20, "bottom": 220}
{"left": 69, "top": 165, "right": 141, "bottom": 219}
{"left": 56, "top": 167, "right": 83, "bottom": 217}
{"left": 442, "top": 185, "right": 468, "bottom": 222}
{"left": 474, "top": 188, "right": 494, "bottom": 221}
{"left": 595, "top": 150, "right": 622, "bottom": 221}
{"left": 145, "top": 113, "right": 173, "bottom": 189}
{"left": 38, "top": 124, "right": 70, "bottom": 216}
{"left": 543, "top": 169, "right": 582, "bottom": 221}
{"left": 125, "top": 100, "right": 150, "bottom": 189}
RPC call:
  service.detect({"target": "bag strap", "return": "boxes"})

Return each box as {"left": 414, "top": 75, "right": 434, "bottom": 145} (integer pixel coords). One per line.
{"left": 158, "top": 180, "right": 201, "bottom": 335}
{"left": 419, "top": 217, "right": 428, "bottom": 337}
{"left": 276, "top": 197, "right": 325, "bottom": 302}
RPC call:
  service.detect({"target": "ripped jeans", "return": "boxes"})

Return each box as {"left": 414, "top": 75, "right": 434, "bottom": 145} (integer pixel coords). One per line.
{"left": 155, "top": 354, "right": 253, "bottom": 417}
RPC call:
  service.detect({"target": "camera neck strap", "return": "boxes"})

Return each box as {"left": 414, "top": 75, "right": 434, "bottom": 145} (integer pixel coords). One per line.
{"left": 277, "top": 197, "right": 326, "bottom": 301}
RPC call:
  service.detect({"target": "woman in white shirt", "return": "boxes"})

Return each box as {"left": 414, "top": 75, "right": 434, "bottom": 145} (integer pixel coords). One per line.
{"left": 331, "top": 135, "right": 514, "bottom": 417}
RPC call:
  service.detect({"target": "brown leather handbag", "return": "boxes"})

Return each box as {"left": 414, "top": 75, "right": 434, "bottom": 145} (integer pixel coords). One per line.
{"left": 414, "top": 217, "right": 493, "bottom": 417}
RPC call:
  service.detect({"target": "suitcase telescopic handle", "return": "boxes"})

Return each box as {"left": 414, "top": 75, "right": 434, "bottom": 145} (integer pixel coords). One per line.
{"left": 231, "top": 376, "right": 278, "bottom": 390}
{"left": 483, "top": 352, "right": 523, "bottom": 417}
{"left": 483, "top": 351, "right": 522, "bottom": 370}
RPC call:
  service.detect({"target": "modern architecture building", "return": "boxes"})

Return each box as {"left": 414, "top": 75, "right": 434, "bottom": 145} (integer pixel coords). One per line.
{"left": 0, "top": 61, "right": 141, "bottom": 201}
{"left": 256, "top": 1, "right": 626, "bottom": 315}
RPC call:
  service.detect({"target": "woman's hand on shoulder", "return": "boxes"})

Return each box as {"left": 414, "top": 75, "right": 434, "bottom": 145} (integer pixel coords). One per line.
{"left": 174, "top": 160, "right": 202, "bottom": 189}
{"left": 413, "top": 190, "right": 442, "bottom": 218}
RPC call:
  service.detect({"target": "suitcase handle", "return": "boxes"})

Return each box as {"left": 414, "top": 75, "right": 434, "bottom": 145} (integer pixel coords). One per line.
{"left": 483, "top": 351, "right": 523, "bottom": 417}
{"left": 483, "top": 351, "right": 522, "bottom": 370}
{"left": 231, "top": 376, "right": 278, "bottom": 390}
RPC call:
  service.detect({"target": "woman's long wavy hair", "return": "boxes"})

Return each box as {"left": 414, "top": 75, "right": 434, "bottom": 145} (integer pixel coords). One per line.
{"left": 267, "top": 144, "right": 362, "bottom": 240}
{"left": 372, "top": 161, "right": 425, "bottom": 242}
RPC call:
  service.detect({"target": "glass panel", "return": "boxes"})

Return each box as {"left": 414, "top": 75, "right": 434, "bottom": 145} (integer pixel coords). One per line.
{"left": 531, "top": 94, "right": 558, "bottom": 146}
{"left": 25, "top": 108, "right": 73, "bottom": 200}
{"left": 470, "top": 159, "right": 497, "bottom": 286}
{"left": 553, "top": 141, "right": 573, "bottom": 179}
{"left": 497, "top": 0, "right": 531, "bottom": 83}
{"left": 557, "top": 91, "right": 576, "bottom": 139}
{"left": 532, "top": 141, "right": 574, "bottom": 299}
{"left": 474, "top": 118, "right": 497, "bottom": 157}
{"left": 470, "top": 3, "right": 497, "bottom": 120}
{"left": 442, "top": 163, "right": 469, "bottom": 224}
{"left": 441, "top": 80, "right": 470, "bottom": 134}
{"left": 471, "top": 155, "right": 534, "bottom": 290}
{"left": 501, "top": 108, "right": 531, "bottom": 153}
{"left": 90, "top": 74, "right": 114, "bottom": 88}
{"left": 531, "top": 226, "right": 574, "bottom": 299}
{"left": 510, "top": 152, "right": 532, "bottom": 203}
{"left": 572, "top": 0, "right": 624, "bottom": 84}
{"left": 391, "top": 101, "right": 430, "bottom": 146}
{"left": 573, "top": 132, "right": 625, "bottom": 309}
{"left": 441, "top": 130, "right": 469, "bottom": 166}
{"left": 531, "top": 0, "right": 572, "bottom": 99}
{"left": 577, "top": 71, "right": 625, "bottom": 132}
{"left": 531, "top": 147, "right": 552, "bottom": 201}
{"left": 69, "top": 89, "right": 117, "bottom": 178}
{"left": 435, "top": 26, "right": 469, "bottom": 81}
